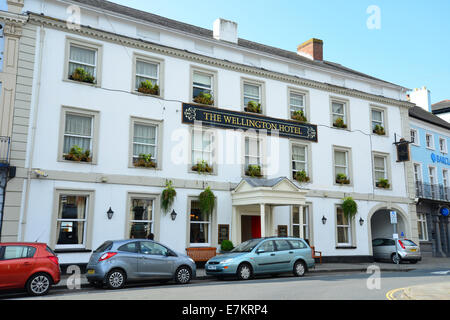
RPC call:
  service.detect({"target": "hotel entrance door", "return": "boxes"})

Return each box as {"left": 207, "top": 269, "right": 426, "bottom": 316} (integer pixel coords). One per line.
{"left": 241, "top": 216, "right": 261, "bottom": 242}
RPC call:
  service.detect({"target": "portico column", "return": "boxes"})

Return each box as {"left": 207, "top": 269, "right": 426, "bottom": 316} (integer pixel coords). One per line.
{"left": 260, "top": 204, "right": 266, "bottom": 238}
{"left": 231, "top": 205, "right": 238, "bottom": 245}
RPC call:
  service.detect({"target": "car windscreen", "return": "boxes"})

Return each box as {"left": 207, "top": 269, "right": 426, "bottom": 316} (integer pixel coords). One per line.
{"left": 94, "top": 241, "right": 113, "bottom": 253}
{"left": 231, "top": 239, "right": 262, "bottom": 252}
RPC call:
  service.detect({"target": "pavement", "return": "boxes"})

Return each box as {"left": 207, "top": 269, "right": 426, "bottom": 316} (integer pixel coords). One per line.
{"left": 56, "top": 256, "right": 450, "bottom": 299}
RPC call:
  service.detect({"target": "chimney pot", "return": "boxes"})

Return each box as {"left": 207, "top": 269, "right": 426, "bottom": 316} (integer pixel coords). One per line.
{"left": 297, "top": 38, "right": 323, "bottom": 61}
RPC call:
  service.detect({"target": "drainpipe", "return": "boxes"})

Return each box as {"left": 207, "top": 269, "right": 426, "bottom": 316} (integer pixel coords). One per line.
{"left": 18, "top": 24, "right": 45, "bottom": 241}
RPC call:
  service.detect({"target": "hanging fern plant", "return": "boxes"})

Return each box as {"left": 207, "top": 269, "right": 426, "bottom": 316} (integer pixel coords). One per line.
{"left": 161, "top": 180, "right": 176, "bottom": 214}
{"left": 199, "top": 186, "right": 215, "bottom": 217}
{"left": 342, "top": 197, "right": 358, "bottom": 220}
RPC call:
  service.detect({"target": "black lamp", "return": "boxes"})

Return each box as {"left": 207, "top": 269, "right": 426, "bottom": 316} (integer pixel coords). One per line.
{"left": 359, "top": 217, "right": 365, "bottom": 226}
{"left": 170, "top": 209, "right": 177, "bottom": 221}
{"left": 322, "top": 216, "right": 327, "bottom": 225}
{"left": 107, "top": 207, "right": 114, "bottom": 220}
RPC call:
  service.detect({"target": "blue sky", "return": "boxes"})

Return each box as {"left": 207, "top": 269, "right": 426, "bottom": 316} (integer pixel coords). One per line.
{"left": 109, "top": 0, "right": 449, "bottom": 104}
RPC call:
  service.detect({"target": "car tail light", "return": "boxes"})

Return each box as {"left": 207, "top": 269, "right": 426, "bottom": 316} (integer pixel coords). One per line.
{"left": 48, "top": 256, "right": 59, "bottom": 265}
{"left": 398, "top": 240, "right": 406, "bottom": 249}
{"left": 99, "top": 252, "right": 117, "bottom": 262}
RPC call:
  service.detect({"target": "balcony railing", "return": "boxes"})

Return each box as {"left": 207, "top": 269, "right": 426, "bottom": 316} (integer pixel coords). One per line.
{"left": 415, "top": 181, "right": 450, "bottom": 202}
{"left": 0, "top": 136, "right": 10, "bottom": 166}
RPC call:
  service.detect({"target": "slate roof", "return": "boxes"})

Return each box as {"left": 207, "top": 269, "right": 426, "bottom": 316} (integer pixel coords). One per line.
{"left": 409, "top": 106, "right": 450, "bottom": 130}
{"left": 242, "top": 177, "right": 290, "bottom": 188}
{"left": 69, "top": 0, "right": 404, "bottom": 89}
{"left": 431, "top": 100, "right": 450, "bottom": 114}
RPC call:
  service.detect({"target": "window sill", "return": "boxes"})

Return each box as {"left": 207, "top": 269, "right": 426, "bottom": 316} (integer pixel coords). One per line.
{"left": 63, "top": 78, "right": 100, "bottom": 88}
{"left": 129, "top": 165, "right": 162, "bottom": 171}
{"left": 59, "top": 159, "right": 97, "bottom": 165}
{"left": 54, "top": 248, "right": 92, "bottom": 254}
{"left": 132, "top": 90, "right": 163, "bottom": 99}
{"left": 335, "top": 246, "right": 357, "bottom": 250}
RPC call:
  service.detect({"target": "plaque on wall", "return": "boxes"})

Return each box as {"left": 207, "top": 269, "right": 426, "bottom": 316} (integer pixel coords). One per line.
{"left": 218, "top": 224, "right": 230, "bottom": 244}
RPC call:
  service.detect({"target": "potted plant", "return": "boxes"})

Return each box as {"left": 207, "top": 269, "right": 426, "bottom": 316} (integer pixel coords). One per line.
{"left": 133, "top": 153, "right": 157, "bottom": 168}
{"left": 333, "top": 117, "right": 347, "bottom": 129}
{"left": 376, "top": 178, "right": 390, "bottom": 189}
{"left": 69, "top": 67, "right": 95, "bottom": 84}
{"left": 294, "top": 170, "right": 310, "bottom": 183}
{"left": 291, "top": 110, "right": 307, "bottom": 123}
{"left": 220, "top": 240, "right": 234, "bottom": 253}
{"left": 199, "top": 187, "right": 215, "bottom": 217}
{"left": 138, "top": 80, "right": 160, "bottom": 96}
{"left": 161, "top": 180, "right": 176, "bottom": 213}
{"left": 193, "top": 92, "right": 214, "bottom": 105}
{"left": 63, "top": 145, "right": 92, "bottom": 162}
{"left": 244, "top": 101, "right": 262, "bottom": 114}
{"left": 336, "top": 173, "right": 350, "bottom": 185}
{"left": 341, "top": 197, "right": 358, "bottom": 221}
{"left": 192, "top": 160, "right": 213, "bottom": 174}
{"left": 373, "top": 124, "right": 385, "bottom": 135}
{"left": 245, "top": 164, "right": 262, "bottom": 177}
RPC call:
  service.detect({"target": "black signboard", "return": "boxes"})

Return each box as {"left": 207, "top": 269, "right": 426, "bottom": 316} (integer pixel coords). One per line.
{"left": 395, "top": 139, "right": 411, "bottom": 162}
{"left": 182, "top": 103, "right": 318, "bottom": 142}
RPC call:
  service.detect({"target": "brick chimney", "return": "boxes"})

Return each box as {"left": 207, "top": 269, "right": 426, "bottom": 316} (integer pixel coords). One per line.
{"left": 297, "top": 38, "right": 323, "bottom": 61}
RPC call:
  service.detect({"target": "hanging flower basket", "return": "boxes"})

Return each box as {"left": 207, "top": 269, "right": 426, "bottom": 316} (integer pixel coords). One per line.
{"left": 342, "top": 197, "right": 358, "bottom": 220}
{"left": 199, "top": 187, "right": 215, "bottom": 216}
{"left": 161, "top": 180, "right": 176, "bottom": 214}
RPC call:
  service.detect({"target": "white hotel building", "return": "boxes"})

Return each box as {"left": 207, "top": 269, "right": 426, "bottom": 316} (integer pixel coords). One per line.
{"left": 0, "top": 0, "right": 419, "bottom": 266}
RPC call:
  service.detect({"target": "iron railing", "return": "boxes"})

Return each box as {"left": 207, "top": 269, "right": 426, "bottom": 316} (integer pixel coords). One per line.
{"left": 0, "top": 136, "right": 10, "bottom": 165}
{"left": 415, "top": 181, "right": 450, "bottom": 202}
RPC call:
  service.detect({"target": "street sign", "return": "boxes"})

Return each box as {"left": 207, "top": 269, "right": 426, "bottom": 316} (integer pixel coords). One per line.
{"left": 393, "top": 233, "right": 399, "bottom": 239}
{"left": 390, "top": 211, "right": 397, "bottom": 224}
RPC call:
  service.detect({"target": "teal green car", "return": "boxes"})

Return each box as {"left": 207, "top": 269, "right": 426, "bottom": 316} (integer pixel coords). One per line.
{"left": 205, "top": 237, "right": 315, "bottom": 280}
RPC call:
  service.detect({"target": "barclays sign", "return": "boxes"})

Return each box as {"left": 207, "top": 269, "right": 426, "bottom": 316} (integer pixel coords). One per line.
{"left": 431, "top": 153, "right": 450, "bottom": 165}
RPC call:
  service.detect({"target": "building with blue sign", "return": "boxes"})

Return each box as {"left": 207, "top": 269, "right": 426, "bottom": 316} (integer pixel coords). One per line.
{"left": 408, "top": 88, "right": 450, "bottom": 257}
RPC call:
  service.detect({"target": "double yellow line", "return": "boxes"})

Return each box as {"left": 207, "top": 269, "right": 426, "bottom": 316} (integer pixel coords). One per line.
{"left": 386, "top": 287, "right": 406, "bottom": 300}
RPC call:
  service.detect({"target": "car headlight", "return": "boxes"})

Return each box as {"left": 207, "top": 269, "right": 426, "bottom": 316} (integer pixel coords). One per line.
{"left": 221, "top": 258, "right": 234, "bottom": 264}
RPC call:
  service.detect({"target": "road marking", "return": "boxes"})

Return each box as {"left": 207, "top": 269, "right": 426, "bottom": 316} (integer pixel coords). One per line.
{"left": 386, "top": 287, "right": 405, "bottom": 300}
{"left": 431, "top": 270, "right": 450, "bottom": 275}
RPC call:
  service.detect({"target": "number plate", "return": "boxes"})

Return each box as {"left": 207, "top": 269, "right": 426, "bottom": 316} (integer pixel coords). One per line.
{"left": 87, "top": 269, "right": 95, "bottom": 274}
{"left": 410, "top": 249, "right": 417, "bottom": 252}
{"left": 207, "top": 265, "right": 217, "bottom": 270}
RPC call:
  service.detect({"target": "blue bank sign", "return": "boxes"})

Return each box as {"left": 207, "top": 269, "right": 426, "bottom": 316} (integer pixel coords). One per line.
{"left": 431, "top": 153, "right": 450, "bottom": 166}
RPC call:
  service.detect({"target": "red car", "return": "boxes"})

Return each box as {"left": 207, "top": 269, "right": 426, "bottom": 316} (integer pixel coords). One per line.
{"left": 0, "top": 242, "right": 61, "bottom": 296}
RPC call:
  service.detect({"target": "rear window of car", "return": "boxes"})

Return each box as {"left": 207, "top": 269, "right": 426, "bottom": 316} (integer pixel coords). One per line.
{"left": 401, "top": 239, "right": 417, "bottom": 246}
{"left": 288, "top": 240, "right": 307, "bottom": 249}
{"left": 118, "top": 242, "right": 139, "bottom": 253}
{"left": 46, "top": 246, "right": 57, "bottom": 256}
{"left": 3, "top": 246, "right": 36, "bottom": 260}
{"left": 94, "top": 241, "right": 113, "bottom": 253}
{"left": 274, "top": 240, "right": 292, "bottom": 251}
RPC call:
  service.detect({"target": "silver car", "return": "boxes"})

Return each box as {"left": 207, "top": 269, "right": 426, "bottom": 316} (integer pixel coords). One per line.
{"left": 372, "top": 238, "right": 421, "bottom": 264}
{"left": 86, "top": 239, "right": 196, "bottom": 289}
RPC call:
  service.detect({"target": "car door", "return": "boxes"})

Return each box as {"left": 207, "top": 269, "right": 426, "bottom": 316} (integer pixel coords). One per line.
{"left": 383, "top": 239, "right": 396, "bottom": 259}
{"left": 116, "top": 241, "right": 141, "bottom": 280}
{"left": 273, "top": 240, "right": 294, "bottom": 272}
{"left": 253, "top": 240, "right": 278, "bottom": 273}
{"left": 138, "top": 241, "right": 175, "bottom": 279}
{"left": 371, "top": 239, "right": 384, "bottom": 260}
{"left": 0, "top": 246, "right": 36, "bottom": 289}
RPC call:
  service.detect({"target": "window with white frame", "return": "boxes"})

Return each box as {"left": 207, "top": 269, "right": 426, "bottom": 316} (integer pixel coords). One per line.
{"left": 439, "top": 137, "right": 447, "bottom": 153}
{"left": 292, "top": 206, "right": 309, "bottom": 242}
{"left": 129, "top": 197, "right": 153, "bottom": 239}
{"left": 292, "top": 144, "right": 308, "bottom": 180}
{"left": 429, "top": 166, "right": 437, "bottom": 198}
{"left": 190, "top": 200, "right": 211, "bottom": 245}
{"left": 63, "top": 113, "right": 93, "bottom": 157}
{"left": 289, "top": 91, "right": 306, "bottom": 119}
{"left": 243, "top": 82, "right": 261, "bottom": 109}
{"left": 244, "top": 136, "right": 262, "bottom": 176}
{"left": 68, "top": 44, "right": 97, "bottom": 81}
{"left": 417, "top": 213, "right": 428, "bottom": 241}
{"left": 371, "top": 108, "right": 385, "bottom": 133}
{"left": 192, "top": 71, "right": 214, "bottom": 104}
{"left": 336, "top": 207, "right": 351, "bottom": 246}
{"left": 331, "top": 101, "right": 347, "bottom": 127}
{"left": 132, "top": 122, "right": 158, "bottom": 165}
{"left": 191, "top": 129, "right": 214, "bottom": 171}
{"left": 56, "top": 195, "right": 88, "bottom": 248}
{"left": 135, "top": 59, "right": 159, "bottom": 92}
{"left": 413, "top": 163, "right": 422, "bottom": 183}
{"left": 426, "top": 133, "right": 434, "bottom": 149}
{"left": 443, "top": 169, "right": 449, "bottom": 200}
{"left": 334, "top": 149, "right": 350, "bottom": 183}
{"left": 410, "top": 129, "right": 418, "bottom": 145}
{"left": 374, "top": 155, "right": 388, "bottom": 186}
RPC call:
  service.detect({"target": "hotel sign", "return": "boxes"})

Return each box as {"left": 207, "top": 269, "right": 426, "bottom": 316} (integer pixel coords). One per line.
{"left": 182, "top": 103, "right": 318, "bottom": 142}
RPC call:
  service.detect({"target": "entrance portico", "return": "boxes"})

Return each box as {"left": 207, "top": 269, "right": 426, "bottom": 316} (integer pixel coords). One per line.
{"left": 231, "top": 177, "right": 308, "bottom": 244}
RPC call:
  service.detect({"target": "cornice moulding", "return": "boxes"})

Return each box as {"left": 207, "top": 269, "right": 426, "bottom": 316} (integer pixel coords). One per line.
{"left": 27, "top": 13, "right": 414, "bottom": 109}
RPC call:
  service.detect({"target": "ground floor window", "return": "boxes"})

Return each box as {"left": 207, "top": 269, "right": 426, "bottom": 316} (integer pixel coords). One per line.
{"left": 56, "top": 195, "right": 88, "bottom": 247}
{"left": 190, "top": 200, "right": 210, "bottom": 245}
{"left": 417, "top": 213, "right": 428, "bottom": 241}
{"left": 129, "top": 198, "right": 153, "bottom": 239}
{"left": 292, "top": 206, "right": 309, "bottom": 243}
{"left": 336, "top": 207, "right": 351, "bottom": 246}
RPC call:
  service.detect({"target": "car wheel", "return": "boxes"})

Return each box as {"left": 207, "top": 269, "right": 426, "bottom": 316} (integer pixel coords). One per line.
{"left": 175, "top": 266, "right": 192, "bottom": 284}
{"left": 391, "top": 254, "right": 401, "bottom": 264}
{"left": 26, "top": 273, "right": 52, "bottom": 296}
{"left": 237, "top": 263, "right": 253, "bottom": 280}
{"left": 106, "top": 269, "right": 126, "bottom": 290}
{"left": 293, "top": 260, "right": 306, "bottom": 277}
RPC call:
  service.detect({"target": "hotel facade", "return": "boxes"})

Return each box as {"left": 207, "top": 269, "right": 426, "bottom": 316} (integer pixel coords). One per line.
{"left": 0, "top": 0, "right": 419, "bottom": 266}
